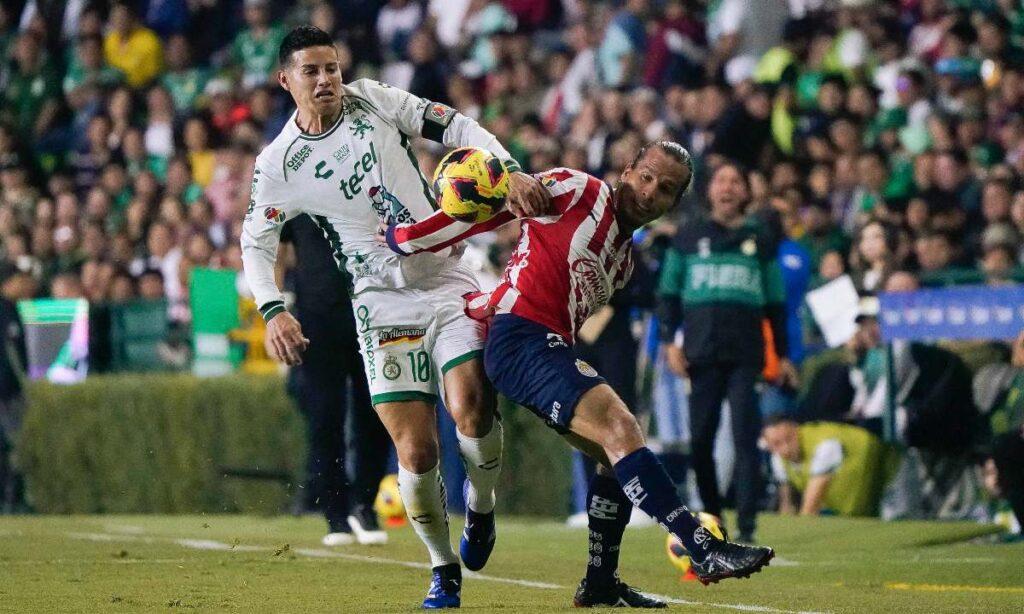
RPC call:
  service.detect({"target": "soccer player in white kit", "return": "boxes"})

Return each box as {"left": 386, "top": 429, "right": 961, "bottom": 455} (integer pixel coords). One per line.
{"left": 240, "top": 26, "right": 547, "bottom": 608}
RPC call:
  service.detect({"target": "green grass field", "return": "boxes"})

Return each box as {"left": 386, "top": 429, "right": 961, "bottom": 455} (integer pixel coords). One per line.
{"left": 0, "top": 514, "right": 1021, "bottom": 613}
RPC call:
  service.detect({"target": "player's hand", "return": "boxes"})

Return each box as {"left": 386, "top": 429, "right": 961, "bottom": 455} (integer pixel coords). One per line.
{"left": 265, "top": 310, "right": 309, "bottom": 366}
{"left": 507, "top": 172, "right": 548, "bottom": 218}
{"left": 663, "top": 343, "right": 688, "bottom": 378}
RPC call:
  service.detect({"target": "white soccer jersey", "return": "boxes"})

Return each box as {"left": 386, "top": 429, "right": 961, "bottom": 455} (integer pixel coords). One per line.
{"left": 241, "top": 78, "right": 519, "bottom": 321}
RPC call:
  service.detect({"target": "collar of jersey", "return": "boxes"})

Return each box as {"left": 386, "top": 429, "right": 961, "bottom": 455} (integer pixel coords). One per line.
{"left": 293, "top": 108, "right": 346, "bottom": 141}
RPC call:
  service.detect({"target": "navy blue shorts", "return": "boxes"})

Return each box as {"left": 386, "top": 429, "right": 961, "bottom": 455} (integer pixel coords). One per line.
{"left": 484, "top": 313, "right": 606, "bottom": 434}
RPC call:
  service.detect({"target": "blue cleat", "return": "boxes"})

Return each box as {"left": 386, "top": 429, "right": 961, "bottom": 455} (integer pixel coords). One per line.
{"left": 459, "top": 480, "right": 496, "bottom": 572}
{"left": 423, "top": 563, "right": 461, "bottom": 609}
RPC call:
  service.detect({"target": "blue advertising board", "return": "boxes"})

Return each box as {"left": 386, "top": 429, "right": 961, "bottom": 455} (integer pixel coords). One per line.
{"left": 878, "top": 285, "right": 1024, "bottom": 341}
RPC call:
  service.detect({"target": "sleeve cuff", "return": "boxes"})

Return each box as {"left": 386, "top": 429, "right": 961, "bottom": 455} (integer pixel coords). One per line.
{"left": 384, "top": 224, "right": 411, "bottom": 256}
{"left": 259, "top": 300, "right": 286, "bottom": 322}
{"left": 503, "top": 158, "right": 523, "bottom": 174}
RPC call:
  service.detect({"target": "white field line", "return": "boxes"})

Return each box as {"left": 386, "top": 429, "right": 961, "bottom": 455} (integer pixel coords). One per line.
{"left": 65, "top": 531, "right": 828, "bottom": 614}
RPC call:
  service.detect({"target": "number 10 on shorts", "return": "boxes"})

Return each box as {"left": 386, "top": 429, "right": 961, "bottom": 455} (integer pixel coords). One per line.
{"left": 407, "top": 350, "right": 430, "bottom": 382}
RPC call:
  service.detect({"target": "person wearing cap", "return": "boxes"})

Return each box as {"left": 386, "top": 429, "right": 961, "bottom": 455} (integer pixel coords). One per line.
{"left": 847, "top": 295, "right": 977, "bottom": 453}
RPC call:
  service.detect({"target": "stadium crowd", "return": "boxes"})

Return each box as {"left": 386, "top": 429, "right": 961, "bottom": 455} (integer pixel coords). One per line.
{"left": 0, "top": 0, "right": 1023, "bottom": 531}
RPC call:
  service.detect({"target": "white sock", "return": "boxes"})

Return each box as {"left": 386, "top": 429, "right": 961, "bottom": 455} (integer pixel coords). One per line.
{"left": 397, "top": 464, "right": 458, "bottom": 568}
{"left": 456, "top": 420, "right": 503, "bottom": 514}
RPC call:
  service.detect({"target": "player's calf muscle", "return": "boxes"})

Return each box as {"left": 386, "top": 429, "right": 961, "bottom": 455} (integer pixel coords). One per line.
{"left": 570, "top": 385, "right": 645, "bottom": 464}
{"left": 443, "top": 361, "right": 495, "bottom": 437}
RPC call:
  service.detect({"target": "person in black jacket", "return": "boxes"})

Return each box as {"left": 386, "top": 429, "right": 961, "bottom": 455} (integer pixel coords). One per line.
{"left": 279, "top": 215, "right": 391, "bottom": 546}
{"left": 0, "top": 269, "right": 28, "bottom": 513}
{"left": 656, "top": 161, "right": 797, "bottom": 541}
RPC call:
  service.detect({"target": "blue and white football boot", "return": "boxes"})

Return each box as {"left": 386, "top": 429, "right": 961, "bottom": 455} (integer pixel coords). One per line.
{"left": 423, "top": 563, "right": 461, "bottom": 609}
{"left": 459, "top": 479, "right": 496, "bottom": 571}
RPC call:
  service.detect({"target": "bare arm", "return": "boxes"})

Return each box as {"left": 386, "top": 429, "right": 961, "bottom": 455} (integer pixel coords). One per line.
{"left": 799, "top": 474, "right": 832, "bottom": 516}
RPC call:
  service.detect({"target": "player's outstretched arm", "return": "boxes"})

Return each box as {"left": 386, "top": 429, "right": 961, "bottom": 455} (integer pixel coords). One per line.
{"left": 240, "top": 163, "right": 308, "bottom": 365}
{"left": 380, "top": 209, "right": 517, "bottom": 256}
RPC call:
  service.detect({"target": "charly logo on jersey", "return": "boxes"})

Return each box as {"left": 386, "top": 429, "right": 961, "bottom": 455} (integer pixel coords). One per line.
{"left": 286, "top": 144, "right": 313, "bottom": 171}
{"left": 575, "top": 359, "right": 598, "bottom": 378}
{"left": 263, "top": 207, "right": 286, "bottom": 224}
{"left": 382, "top": 355, "right": 402, "bottom": 380}
{"left": 378, "top": 326, "right": 427, "bottom": 347}
{"left": 369, "top": 185, "right": 412, "bottom": 224}
{"left": 314, "top": 160, "right": 334, "bottom": 179}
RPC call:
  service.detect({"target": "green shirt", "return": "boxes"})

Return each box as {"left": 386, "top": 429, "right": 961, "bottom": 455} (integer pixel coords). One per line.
{"left": 161, "top": 68, "right": 209, "bottom": 114}
{"left": 2, "top": 64, "right": 61, "bottom": 133}
{"left": 63, "top": 61, "right": 123, "bottom": 95}
{"left": 232, "top": 24, "right": 286, "bottom": 88}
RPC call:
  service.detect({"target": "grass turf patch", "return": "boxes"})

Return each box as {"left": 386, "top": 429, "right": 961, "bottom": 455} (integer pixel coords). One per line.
{"left": 0, "top": 514, "right": 1020, "bottom": 613}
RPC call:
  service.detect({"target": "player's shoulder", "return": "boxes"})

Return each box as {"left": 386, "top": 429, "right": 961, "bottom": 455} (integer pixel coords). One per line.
{"left": 254, "top": 119, "right": 303, "bottom": 181}
{"left": 534, "top": 167, "right": 600, "bottom": 192}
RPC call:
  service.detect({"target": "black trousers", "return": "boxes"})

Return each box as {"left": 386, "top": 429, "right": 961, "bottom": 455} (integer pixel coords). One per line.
{"left": 992, "top": 430, "right": 1024, "bottom": 531}
{"left": 294, "top": 318, "right": 390, "bottom": 532}
{"left": 687, "top": 362, "right": 762, "bottom": 536}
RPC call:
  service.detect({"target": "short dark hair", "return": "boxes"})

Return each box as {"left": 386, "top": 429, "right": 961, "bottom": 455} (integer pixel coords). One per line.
{"left": 629, "top": 141, "right": 694, "bottom": 201}
{"left": 278, "top": 25, "right": 335, "bottom": 67}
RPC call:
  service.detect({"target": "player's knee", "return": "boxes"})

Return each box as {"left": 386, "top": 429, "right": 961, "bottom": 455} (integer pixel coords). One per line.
{"left": 602, "top": 404, "right": 644, "bottom": 454}
{"left": 448, "top": 390, "right": 493, "bottom": 437}
{"left": 397, "top": 444, "right": 439, "bottom": 474}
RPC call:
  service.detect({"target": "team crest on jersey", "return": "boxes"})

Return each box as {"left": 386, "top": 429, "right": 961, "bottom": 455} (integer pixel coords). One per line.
{"left": 350, "top": 116, "right": 374, "bottom": 139}
{"left": 575, "top": 359, "right": 598, "bottom": 378}
{"left": 382, "top": 355, "right": 402, "bottom": 380}
{"left": 264, "top": 207, "right": 286, "bottom": 224}
{"left": 742, "top": 238, "right": 757, "bottom": 256}
{"left": 426, "top": 102, "right": 455, "bottom": 126}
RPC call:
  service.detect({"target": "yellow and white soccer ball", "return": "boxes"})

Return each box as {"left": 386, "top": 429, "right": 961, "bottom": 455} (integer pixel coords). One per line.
{"left": 374, "top": 474, "right": 406, "bottom": 528}
{"left": 666, "top": 512, "right": 728, "bottom": 575}
{"left": 432, "top": 146, "right": 510, "bottom": 223}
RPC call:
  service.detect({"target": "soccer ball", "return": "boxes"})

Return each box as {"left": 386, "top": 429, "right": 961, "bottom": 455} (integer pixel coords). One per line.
{"left": 432, "top": 146, "right": 510, "bottom": 223}
{"left": 374, "top": 474, "right": 406, "bottom": 528}
{"left": 666, "top": 512, "right": 728, "bottom": 575}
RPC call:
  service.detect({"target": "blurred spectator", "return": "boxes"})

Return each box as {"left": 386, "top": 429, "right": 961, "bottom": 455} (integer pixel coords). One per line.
{"left": 161, "top": 34, "right": 209, "bottom": 116}
{"left": 1, "top": 32, "right": 61, "bottom": 141}
{"left": 103, "top": 2, "right": 164, "bottom": 89}
{"left": 231, "top": 0, "right": 286, "bottom": 90}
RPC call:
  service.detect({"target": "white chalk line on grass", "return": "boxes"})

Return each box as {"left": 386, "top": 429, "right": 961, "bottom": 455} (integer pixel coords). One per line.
{"left": 66, "top": 531, "right": 827, "bottom": 614}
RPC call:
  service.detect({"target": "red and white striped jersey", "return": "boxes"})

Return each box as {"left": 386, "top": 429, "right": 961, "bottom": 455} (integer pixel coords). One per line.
{"left": 385, "top": 167, "right": 634, "bottom": 341}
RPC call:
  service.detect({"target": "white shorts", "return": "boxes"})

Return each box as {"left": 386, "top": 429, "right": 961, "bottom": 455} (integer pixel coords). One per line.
{"left": 352, "top": 265, "right": 485, "bottom": 405}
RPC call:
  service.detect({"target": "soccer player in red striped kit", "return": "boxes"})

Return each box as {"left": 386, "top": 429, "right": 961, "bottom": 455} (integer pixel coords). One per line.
{"left": 384, "top": 141, "right": 774, "bottom": 607}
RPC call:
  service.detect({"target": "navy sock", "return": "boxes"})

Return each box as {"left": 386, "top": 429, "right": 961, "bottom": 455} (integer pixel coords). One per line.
{"left": 584, "top": 473, "right": 629, "bottom": 586}
{"left": 613, "top": 447, "right": 708, "bottom": 563}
